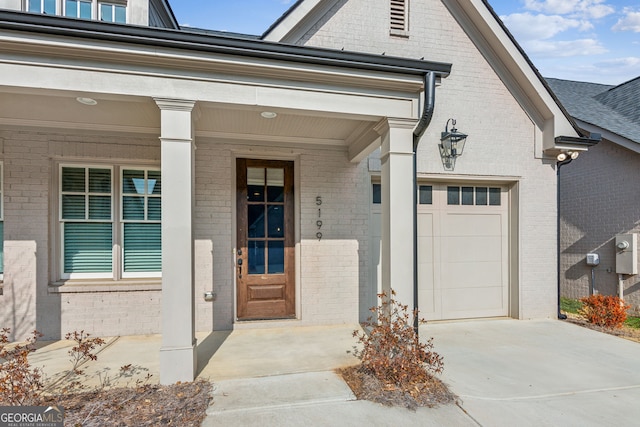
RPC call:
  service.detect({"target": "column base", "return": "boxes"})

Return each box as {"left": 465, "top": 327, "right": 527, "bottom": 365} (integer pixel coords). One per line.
{"left": 159, "top": 341, "right": 197, "bottom": 384}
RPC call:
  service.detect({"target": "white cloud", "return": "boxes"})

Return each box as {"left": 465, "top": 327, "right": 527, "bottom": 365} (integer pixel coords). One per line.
{"left": 612, "top": 8, "right": 640, "bottom": 32}
{"left": 524, "top": 38, "right": 607, "bottom": 57}
{"left": 595, "top": 56, "right": 640, "bottom": 68}
{"left": 543, "top": 58, "right": 640, "bottom": 84}
{"left": 500, "top": 12, "right": 591, "bottom": 41}
{"left": 523, "top": 0, "right": 615, "bottom": 19}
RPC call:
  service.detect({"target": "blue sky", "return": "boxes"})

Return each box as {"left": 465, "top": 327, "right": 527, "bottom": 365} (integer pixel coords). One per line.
{"left": 170, "top": 1, "right": 640, "bottom": 85}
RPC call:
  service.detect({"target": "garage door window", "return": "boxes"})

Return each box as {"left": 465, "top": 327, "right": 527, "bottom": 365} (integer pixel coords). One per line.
{"left": 448, "top": 186, "right": 501, "bottom": 206}
{"left": 372, "top": 183, "right": 381, "bottom": 204}
{"left": 419, "top": 186, "right": 432, "bottom": 204}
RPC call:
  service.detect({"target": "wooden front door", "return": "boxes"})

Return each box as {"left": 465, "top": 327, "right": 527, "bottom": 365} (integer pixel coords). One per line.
{"left": 236, "top": 159, "right": 295, "bottom": 320}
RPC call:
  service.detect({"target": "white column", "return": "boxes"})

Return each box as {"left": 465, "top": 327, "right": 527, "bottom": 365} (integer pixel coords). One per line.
{"left": 155, "top": 98, "right": 197, "bottom": 384}
{"left": 377, "top": 118, "right": 418, "bottom": 309}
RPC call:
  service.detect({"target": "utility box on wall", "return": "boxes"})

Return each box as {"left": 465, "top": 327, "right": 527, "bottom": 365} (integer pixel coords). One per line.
{"left": 615, "top": 234, "right": 638, "bottom": 275}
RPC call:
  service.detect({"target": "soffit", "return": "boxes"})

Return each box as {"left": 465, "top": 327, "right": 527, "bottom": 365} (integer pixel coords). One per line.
{"left": 0, "top": 89, "right": 374, "bottom": 147}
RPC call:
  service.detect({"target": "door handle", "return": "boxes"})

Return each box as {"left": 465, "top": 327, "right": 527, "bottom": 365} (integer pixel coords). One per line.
{"left": 237, "top": 258, "right": 243, "bottom": 278}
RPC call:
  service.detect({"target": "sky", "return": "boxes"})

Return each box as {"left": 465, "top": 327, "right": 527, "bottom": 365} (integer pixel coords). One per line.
{"left": 170, "top": 0, "right": 640, "bottom": 85}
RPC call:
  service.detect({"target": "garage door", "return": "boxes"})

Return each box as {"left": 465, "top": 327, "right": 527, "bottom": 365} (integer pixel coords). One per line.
{"left": 418, "top": 184, "right": 509, "bottom": 320}
{"left": 370, "top": 182, "right": 509, "bottom": 321}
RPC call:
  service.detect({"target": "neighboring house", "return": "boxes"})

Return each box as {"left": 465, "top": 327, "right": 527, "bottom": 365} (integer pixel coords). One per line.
{"left": 0, "top": 0, "right": 595, "bottom": 383}
{"left": 547, "top": 77, "right": 640, "bottom": 313}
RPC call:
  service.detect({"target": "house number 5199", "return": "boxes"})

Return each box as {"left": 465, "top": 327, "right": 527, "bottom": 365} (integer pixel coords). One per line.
{"left": 316, "top": 196, "right": 323, "bottom": 241}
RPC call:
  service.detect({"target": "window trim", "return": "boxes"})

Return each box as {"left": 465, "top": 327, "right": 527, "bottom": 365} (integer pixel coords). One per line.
{"left": 28, "top": 0, "right": 57, "bottom": 15}
{"left": 120, "top": 167, "right": 161, "bottom": 279}
{"left": 55, "top": 162, "right": 160, "bottom": 282}
{"left": 59, "top": 164, "right": 114, "bottom": 280}
{"left": 98, "top": 1, "right": 127, "bottom": 23}
{"left": 64, "top": 0, "right": 93, "bottom": 19}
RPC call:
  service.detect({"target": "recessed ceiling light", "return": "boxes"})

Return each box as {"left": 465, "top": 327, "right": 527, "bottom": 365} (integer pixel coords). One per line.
{"left": 260, "top": 111, "right": 277, "bottom": 119}
{"left": 76, "top": 97, "right": 97, "bottom": 106}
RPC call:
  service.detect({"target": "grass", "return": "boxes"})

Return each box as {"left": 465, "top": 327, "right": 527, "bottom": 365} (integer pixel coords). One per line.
{"left": 625, "top": 317, "right": 640, "bottom": 329}
{"left": 561, "top": 297, "right": 640, "bottom": 329}
{"left": 560, "top": 297, "right": 582, "bottom": 314}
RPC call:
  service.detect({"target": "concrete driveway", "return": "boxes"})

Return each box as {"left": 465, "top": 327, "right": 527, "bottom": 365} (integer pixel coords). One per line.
{"left": 24, "top": 319, "right": 640, "bottom": 426}
{"left": 426, "top": 319, "right": 640, "bottom": 426}
{"left": 206, "top": 319, "right": 640, "bottom": 426}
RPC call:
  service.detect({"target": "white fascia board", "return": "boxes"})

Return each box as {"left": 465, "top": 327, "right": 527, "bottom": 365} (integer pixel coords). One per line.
{"left": 263, "top": 0, "right": 340, "bottom": 43}
{"left": 446, "top": 0, "right": 577, "bottom": 144}
{"left": 0, "top": 61, "right": 417, "bottom": 120}
{"left": 0, "top": 30, "right": 425, "bottom": 94}
{"left": 576, "top": 119, "right": 640, "bottom": 155}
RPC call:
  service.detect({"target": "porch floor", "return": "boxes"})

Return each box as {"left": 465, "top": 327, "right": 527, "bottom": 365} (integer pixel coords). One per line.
{"left": 27, "top": 324, "right": 362, "bottom": 388}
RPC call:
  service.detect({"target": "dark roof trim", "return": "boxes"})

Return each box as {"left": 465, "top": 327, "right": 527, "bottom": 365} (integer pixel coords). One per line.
{"left": 0, "top": 10, "right": 451, "bottom": 78}
{"left": 262, "top": 0, "right": 305, "bottom": 38}
{"left": 555, "top": 135, "right": 601, "bottom": 147}
{"left": 480, "top": 0, "right": 584, "bottom": 137}
{"left": 152, "top": 0, "right": 179, "bottom": 29}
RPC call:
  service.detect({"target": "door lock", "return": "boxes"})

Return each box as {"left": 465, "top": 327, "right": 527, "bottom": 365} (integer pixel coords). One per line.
{"left": 237, "top": 258, "right": 243, "bottom": 278}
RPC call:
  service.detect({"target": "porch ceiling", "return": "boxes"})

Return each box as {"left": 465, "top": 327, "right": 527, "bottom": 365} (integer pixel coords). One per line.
{"left": 0, "top": 88, "right": 380, "bottom": 150}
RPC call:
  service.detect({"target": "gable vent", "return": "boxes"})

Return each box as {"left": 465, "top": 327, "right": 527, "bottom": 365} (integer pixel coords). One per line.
{"left": 390, "top": 0, "right": 407, "bottom": 32}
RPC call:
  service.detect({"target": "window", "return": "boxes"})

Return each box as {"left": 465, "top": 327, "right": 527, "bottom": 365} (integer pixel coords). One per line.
{"left": 447, "top": 186, "right": 501, "bottom": 206}
{"left": 65, "top": 0, "right": 92, "bottom": 19}
{"left": 372, "top": 183, "right": 381, "bottom": 204}
{"left": 29, "top": 0, "right": 56, "bottom": 14}
{"left": 99, "top": 2, "right": 126, "bottom": 23}
{"left": 121, "top": 169, "right": 161, "bottom": 276}
{"left": 390, "top": 0, "right": 408, "bottom": 33}
{"left": 418, "top": 185, "right": 432, "bottom": 205}
{"left": 59, "top": 165, "right": 160, "bottom": 280}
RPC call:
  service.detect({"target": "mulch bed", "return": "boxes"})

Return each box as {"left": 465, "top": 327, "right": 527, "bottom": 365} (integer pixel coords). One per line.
{"left": 563, "top": 313, "right": 640, "bottom": 343}
{"left": 338, "top": 365, "right": 457, "bottom": 411}
{"left": 36, "top": 379, "right": 212, "bottom": 426}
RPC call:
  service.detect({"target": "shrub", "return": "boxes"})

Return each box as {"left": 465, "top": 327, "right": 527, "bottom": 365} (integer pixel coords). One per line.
{"left": 0, "top": 328, "right": 44, "bottom": 405}
{"left": 1, "top": 328, "right": 108, "bottom": 404}
{"left": 579, "top": 295, "right": 630, "bottom": 329}
{"left": 353, "top": 291, "right": 443, "bottom": 387}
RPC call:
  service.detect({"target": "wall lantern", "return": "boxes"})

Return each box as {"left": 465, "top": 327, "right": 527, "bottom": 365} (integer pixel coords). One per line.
{"left": 439, "top": 118, "right": 468, "bottom": 171}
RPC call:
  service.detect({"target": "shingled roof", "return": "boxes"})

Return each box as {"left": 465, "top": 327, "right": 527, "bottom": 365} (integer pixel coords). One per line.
{"left": 546, "top": 77, "right": 640, "bottom": 145}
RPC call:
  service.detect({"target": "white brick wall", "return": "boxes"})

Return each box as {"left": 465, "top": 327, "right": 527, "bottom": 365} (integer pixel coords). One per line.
{"left": 0, "top": 129, "right": 162, "bottom": 340}
{"left": 561, "top": 140, "right": 640, "bottom": 314}
{"left": 296, "top": 0, "right": 559, "bottom": 319}
{"left": 0, "top": 128, "right": 371, "bottom": 340}
{"left": 193, "top": 142, "right": 369, "bottom": 330}
{"left": 0, "top": 0, "right": 568, "bottom": 341}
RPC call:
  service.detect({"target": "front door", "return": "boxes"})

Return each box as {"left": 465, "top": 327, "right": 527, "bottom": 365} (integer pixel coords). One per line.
{"left": 236, "top": 159, "right": 295, "bottom": 320}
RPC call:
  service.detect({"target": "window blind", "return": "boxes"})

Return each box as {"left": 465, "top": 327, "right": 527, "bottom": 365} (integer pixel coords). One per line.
{"left": 123, "top": 223, "right": 161, "bottom": 272}
{"left": 64, "top": 223, "right": 113, "bottom": 273}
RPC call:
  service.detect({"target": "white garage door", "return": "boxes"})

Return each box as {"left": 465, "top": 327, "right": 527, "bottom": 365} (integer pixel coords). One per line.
{"left": 370, "top": 182, "right": 509, "bottom": 321}
{"left": 418, "top": 184, "right": 509, "bottom": 320}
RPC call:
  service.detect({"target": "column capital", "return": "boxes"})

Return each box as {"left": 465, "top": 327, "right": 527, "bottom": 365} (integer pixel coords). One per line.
{"left": 154, "top": 98, "right": 196, "bottom": 112}
{"left": 374, "top": 117, "right": 420, "bottom": 136}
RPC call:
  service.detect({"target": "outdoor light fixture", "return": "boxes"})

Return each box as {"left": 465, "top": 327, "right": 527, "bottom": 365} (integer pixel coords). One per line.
{"left": 76, "top": 97, "right": 97, "bottom": 106}
{"left": 260, "top": 111, "right": 277, "bottom": 119}
{"left": 556, "top": 151, "right": 579, "bottom": 162}
{"left": 439, "top": 118, "right": 468, "bottom": 171}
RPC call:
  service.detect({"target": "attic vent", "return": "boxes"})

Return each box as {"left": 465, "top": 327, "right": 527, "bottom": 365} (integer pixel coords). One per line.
{"left": 390, "top": 0, "right": 408, "bottom": 33}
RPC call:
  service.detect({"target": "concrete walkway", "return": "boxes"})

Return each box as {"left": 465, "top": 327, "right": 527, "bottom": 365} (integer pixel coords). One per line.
{"left": 22, "top": 319, "right": 640, "bottom": 426}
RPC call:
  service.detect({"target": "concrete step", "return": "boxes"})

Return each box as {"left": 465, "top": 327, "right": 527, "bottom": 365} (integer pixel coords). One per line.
{"left": 207, "top": 371, "right": 355, "bottom": 415}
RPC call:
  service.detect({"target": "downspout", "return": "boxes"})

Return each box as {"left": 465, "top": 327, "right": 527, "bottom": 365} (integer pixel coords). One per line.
{"left": 411, "top": 71, "right": 436, "bottom": 335}
{"left": 557, "top": 157, "right": 573, "bottom": 320}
